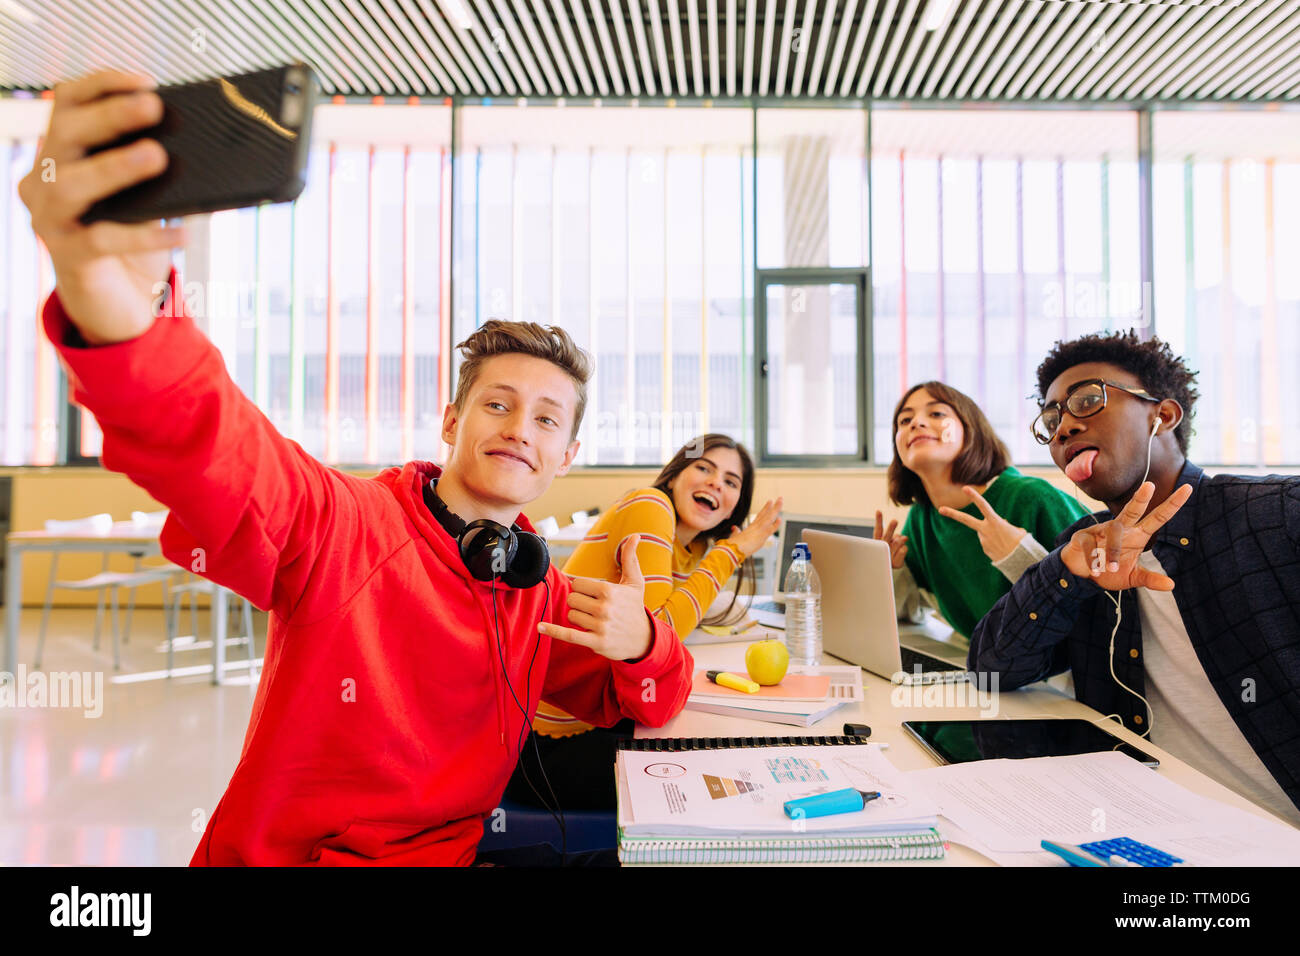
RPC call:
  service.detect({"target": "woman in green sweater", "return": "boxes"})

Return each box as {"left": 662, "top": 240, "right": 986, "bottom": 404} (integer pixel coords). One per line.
{"left": 876, "top": 381, "right": 1091, "bottom": 639}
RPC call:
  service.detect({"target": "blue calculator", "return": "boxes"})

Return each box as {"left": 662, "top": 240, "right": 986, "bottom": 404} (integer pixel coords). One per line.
{"left": 1077, "top": 837, "right": 1185, "bottom": 867}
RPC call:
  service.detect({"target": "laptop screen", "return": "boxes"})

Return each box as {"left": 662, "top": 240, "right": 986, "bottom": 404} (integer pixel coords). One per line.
{"left": 775, "top": 516, "right": 875, "bottom": 595}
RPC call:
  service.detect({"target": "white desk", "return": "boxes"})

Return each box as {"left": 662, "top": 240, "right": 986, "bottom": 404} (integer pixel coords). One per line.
{"left": 638, "top": 640, "right": 1296, "bottom": 865}
{"left": 4, "top": 524, "right": 237, "bottom": 686}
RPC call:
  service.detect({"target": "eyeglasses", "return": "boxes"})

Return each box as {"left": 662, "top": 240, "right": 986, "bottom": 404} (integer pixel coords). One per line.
{"left": 1031, "top": 379, "right": 1159, "bottom": 445}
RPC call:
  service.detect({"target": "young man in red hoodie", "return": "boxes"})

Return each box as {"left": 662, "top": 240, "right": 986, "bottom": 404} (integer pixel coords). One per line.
{"left": 20, "top": 70, "right": 695, "bottom": 866}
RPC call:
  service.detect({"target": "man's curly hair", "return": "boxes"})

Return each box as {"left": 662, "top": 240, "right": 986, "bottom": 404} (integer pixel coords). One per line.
{"left": 1034, "top": 330, "right": 1200, "bottom": 455}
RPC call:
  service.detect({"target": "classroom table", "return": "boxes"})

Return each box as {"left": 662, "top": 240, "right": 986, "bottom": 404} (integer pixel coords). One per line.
{"left": 4, "top": 523, "right": 234, "bottom": 686}
{"left": 642, "top": 633, "right": 1298, "bottom": 865}
{"left": 540, "top": 521, "right": 592, "bottom": 566}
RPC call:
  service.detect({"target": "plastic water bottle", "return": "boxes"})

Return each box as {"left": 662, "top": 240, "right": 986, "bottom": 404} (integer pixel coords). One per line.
{"left": 783, "top": 542, "right": 823, "bottom": 666}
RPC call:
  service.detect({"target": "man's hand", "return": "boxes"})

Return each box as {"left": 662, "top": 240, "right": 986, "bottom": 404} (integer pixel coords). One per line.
{"left": 937, "top": 486, "right": 1029, "bottom": 563}
{"left": 18, "top": 70, "right": 187, "bottom": 345}
{"left": 540, "top": 535, "right": 655, "bottom": 662}
{"left": 1059, "top": 481, "right": 1194, "bottom": 590}
{"left": 874, "top": 510, "right": 909, "bottom": 569}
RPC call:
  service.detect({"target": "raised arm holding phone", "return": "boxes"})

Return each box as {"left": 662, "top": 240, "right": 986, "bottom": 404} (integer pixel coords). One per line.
{"left": 21, "top": 70, "right": 695, "bottom": 866}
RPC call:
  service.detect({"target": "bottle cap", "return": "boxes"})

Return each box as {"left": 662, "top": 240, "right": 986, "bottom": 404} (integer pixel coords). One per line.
{"left": 792, "top": 542, "right": 811, "bottom": 560}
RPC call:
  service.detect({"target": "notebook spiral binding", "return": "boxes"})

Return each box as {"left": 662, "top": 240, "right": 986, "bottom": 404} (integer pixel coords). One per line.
{"left": 619, "top": 735, "right": 871, "bottom": 751}
{"left": 619, "top": 833, "right": 944, "bottom": 865}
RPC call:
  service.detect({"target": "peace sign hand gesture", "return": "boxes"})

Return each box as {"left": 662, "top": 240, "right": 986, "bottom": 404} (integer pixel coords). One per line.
{"left": 937, "top": 486, "right": 1029, "bottom": 564}
{"left": 874, "top": 510, "right": 909, "bottom": 569}
{"left": 1058, "top": 481, "right": 1193, "bottom": 591}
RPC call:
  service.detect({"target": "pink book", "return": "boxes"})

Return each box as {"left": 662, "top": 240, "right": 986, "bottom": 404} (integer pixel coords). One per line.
{"left": 690, "top": 669, "right": 832, "bottom": 703}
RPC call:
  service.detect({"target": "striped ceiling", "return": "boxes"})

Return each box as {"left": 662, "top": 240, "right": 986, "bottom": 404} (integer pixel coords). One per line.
{"left": 1, "top": 0, "right": 1297, "bottom": 101}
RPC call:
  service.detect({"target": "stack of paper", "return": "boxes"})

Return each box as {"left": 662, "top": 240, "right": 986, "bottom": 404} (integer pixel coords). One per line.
{"left": 910, "top": 750, "right": 1300, "bottom": 866}
{"left": 683, "top": 665, "right": 862, "bottom": 727}
{"left": 617, "top": 742, "right": 944, "bottom": 864}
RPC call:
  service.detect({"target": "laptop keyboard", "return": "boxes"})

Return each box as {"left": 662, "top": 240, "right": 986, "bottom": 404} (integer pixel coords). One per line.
{"left": 900, "top": 645, "right": 964, "bottom": 674}
{"left": 752, "top": 599, "right": 785, "bottom": 613}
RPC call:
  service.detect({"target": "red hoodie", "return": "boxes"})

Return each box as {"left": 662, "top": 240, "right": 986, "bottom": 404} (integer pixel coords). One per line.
{"left": 44, "top": 269, "right": 694, "bottom": 866}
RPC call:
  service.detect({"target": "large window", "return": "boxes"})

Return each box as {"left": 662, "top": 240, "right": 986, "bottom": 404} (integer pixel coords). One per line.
{"left": 2, "top": 130, "right": 59, "bottom": 466}
{"left": 5, "top": 95, "right": 1300, "bottom": 470}
{"left": 871, "top": 108, "right": 1142, "bottom": 464}
{"left": 203, "top": 104, "right": 451, "bottom": 466}
{"left": 454, "top": 104, "right": 755, "bottom": 466}
{"left": 1153, "top": 109, "right": 1300, "bottom": 466}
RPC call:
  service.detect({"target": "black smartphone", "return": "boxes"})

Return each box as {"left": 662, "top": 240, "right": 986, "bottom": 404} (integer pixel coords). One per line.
{"left": 81, "top": 63, "right": 317, "bottom": 224}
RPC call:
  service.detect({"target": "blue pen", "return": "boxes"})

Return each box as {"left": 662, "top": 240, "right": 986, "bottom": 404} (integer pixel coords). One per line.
{"left": 783, "top": 788, "right": 882, "bottom": 819}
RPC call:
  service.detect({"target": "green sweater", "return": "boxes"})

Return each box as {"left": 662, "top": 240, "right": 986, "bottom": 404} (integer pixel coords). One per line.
{"left": 900, "top": 466, "right": 1091, "bottom": 639}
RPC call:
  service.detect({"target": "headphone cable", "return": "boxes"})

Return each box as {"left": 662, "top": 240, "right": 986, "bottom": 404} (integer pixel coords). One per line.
{"left": 490, "top": 571, "right": 568, "bottom": 858}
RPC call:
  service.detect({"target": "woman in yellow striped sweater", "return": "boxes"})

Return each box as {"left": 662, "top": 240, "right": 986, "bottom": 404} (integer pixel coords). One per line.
{"left": 504, "top": 433, "right": 782, "bottom": 810}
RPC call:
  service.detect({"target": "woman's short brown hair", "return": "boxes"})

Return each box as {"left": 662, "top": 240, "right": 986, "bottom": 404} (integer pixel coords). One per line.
{"left": 453, "top": 320, "right": 593, "bottom": 440}
{"left": 887, "top": 381, "right": 1010, "bottom": 506}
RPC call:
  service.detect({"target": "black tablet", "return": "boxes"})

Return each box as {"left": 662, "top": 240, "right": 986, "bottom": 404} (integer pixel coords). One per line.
{"left": 902, "top": 719, "right": 1161, "bottom": 768}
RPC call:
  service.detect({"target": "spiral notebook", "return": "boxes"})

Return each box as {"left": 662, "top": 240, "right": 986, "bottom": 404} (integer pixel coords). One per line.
{"left": 616, "top": 737, "right": 945, "bottom": 864}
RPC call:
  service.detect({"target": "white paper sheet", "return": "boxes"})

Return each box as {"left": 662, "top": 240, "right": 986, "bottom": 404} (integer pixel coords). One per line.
{"left": 618, "top": 744, "right": 938, "bottom": 839}
{"left": 910, "top": 750, "right": 1300, "bottom": 865}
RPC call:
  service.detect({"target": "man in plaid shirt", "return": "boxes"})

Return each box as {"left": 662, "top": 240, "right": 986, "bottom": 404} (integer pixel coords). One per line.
{"left": 970, "top": 331, "right": 1300, "bottom": 828}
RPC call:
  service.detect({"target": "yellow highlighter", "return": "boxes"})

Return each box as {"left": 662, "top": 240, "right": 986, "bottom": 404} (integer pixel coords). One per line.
{"left": 706, "top": 670, "right": 760, "bottom": 694}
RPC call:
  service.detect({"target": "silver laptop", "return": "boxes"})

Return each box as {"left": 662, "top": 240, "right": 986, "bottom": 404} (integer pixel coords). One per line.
{"left": 802, "top": 530, "right": 969, "bottom": 686}
{"left": 749, "top": 513, "right": 877, "bottom": 629}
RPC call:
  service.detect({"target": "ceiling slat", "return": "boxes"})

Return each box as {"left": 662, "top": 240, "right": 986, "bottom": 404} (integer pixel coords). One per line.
{"left": 890, "top": 0, "right": 943, "bottom": 97}
{"left": 585, "top": 0, "right": 625, "bottom": 95}
{"left": 919, "top": 0, "right": 981, "bottom": 98}
{"left": 790, "top": 0, "right": 820, "bottom": 96}
{"left": 873, "top": 0, "right": 924, "bottom": 97}
{"left": 414, "top": 0, "right": 502, "bottom": 95}
{"left": 1, "top": 0, "right": 1296, "bottom": 103}
{"left": 986, "top": 1, "right": 1059, "bottom": 99}
{"left": 526, "top": 0, "right": 581, "bottom": 95}
{"left": 774, "top": 0, "right": 799, "bottom": 96}
{"left": 943, "top": 0, "right": 1007, "bottom": 98}
{"left": 1056, "top": 3, "right": 1160, "bottom": 100}
{"left": 505, "top": 0, "right": 562, "bottom": 93}
{"left": 1221, "top": 28, "right": 1300, "bottom": 98}
{"left": 1178, "top": 1, "right": 1293, "bottom": 99}
{"left": 625, "top": 0, "right": 658, "bottom": 95}
{"left": 968, "top": 0, "right": 1039, "bottom": 99}
{"left": 822, "top": 0, "right": 864, "bottom": 96}
{"left": 1019, "top": 1, "right": 1105, "bottom": 100}
{"left": 601, "top": 0, "right": 638, "bottom": 95}
{"left": 645, "top": 0, "right": 675, "bottom": 96}
{"left": 757, "top": 0, "right": 778, "bottom": 95}
{"left": 1131, "top": 2, "right": 1250, "bottom": 100}
{"left": 742, "top": 0, "right": 757, "bottom": 95}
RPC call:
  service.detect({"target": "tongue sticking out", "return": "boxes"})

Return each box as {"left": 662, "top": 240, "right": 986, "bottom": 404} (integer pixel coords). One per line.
{"left": 1065, "top": 448, "right": 1099, "bottom": 483}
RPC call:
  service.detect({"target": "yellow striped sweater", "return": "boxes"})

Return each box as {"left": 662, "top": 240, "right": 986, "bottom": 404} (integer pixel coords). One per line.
{"left": 532, "top": 487, "right": 744, "bottom": 738}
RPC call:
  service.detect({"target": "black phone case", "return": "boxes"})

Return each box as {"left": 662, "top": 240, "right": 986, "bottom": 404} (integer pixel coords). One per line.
{"left": 81, "top": 64, "right": 316, "bottom": 224}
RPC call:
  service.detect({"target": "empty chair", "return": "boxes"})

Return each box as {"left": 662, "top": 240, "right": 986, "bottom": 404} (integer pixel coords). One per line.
{"left": 164, "top": 573, "right": 259, "bottom": 680}
{"left": 35, "top": 554, "right": 179, "bottom": 670}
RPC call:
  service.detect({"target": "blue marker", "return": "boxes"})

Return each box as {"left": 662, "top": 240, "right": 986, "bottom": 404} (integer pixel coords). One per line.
{"left": 783, "top": 788, "right": 882, "bottom": 819}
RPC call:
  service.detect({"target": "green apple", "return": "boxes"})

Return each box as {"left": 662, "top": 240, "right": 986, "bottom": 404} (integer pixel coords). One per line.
{"left": 745, "top": 638, "right": 789, "bottom": 686}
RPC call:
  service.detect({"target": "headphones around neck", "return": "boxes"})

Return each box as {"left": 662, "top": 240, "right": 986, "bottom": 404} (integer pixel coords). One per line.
{"left": 423, "top": 478, "right": 550, "bottom": 589}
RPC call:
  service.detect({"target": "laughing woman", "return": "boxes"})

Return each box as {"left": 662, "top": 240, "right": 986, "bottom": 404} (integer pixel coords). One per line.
{"left": 504, "top": 433, "right": 782, "bottom": 810}
{"left": 878, "top": 381, "right": 1091, "bottom": 639}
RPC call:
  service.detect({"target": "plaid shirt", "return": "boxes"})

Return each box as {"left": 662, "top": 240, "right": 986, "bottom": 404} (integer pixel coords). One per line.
{"left": 969, "top": 460, "right": 1300, "bottom": 816}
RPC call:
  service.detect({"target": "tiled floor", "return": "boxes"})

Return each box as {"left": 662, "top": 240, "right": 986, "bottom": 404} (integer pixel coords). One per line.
{"left": 0, "top": 606, "right": 262, "bottom": 865}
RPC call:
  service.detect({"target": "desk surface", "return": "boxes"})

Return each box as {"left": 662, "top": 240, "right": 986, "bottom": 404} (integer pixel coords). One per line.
{"left": 8, "top": 522, "right": 161, "bottom": 544}
{"left": 638, "top": 640, "right": 1295, "bottom": 865}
